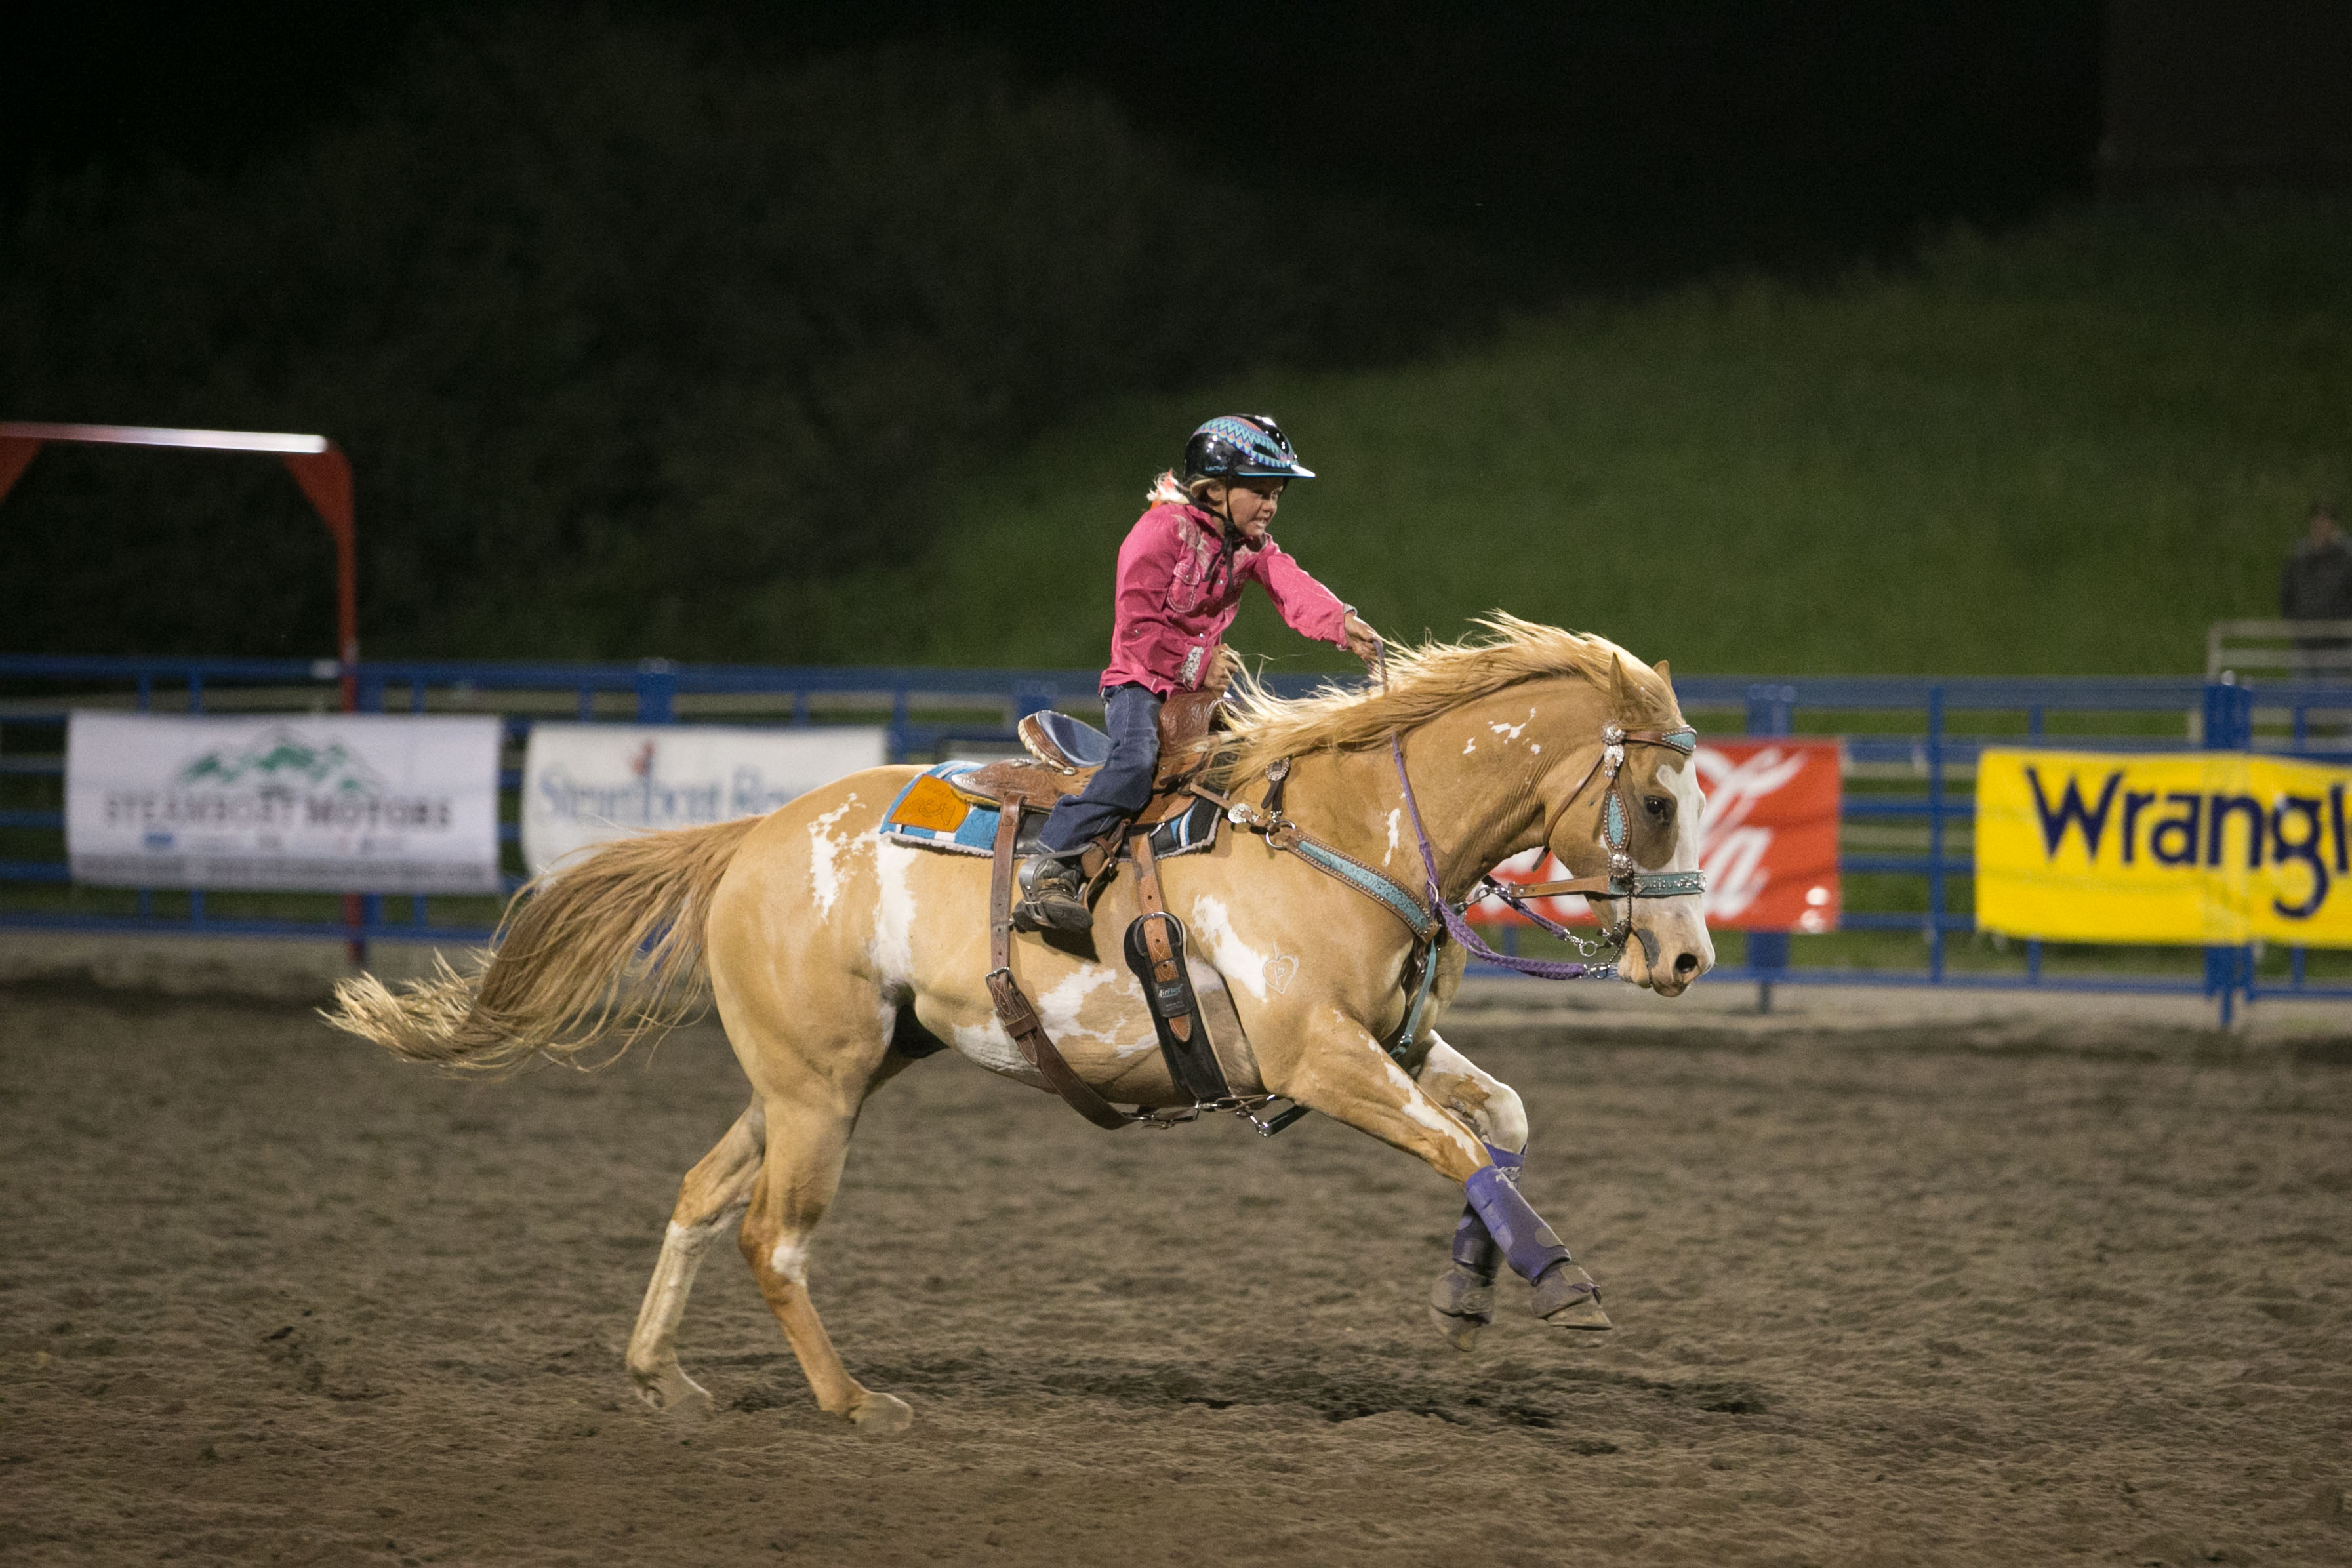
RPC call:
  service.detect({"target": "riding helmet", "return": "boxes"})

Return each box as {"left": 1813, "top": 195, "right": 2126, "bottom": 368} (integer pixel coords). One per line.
{"left": 1181, "top": 414, "right": 1316, "bottom": 484}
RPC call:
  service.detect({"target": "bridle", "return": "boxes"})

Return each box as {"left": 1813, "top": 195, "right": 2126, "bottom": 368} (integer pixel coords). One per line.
{"left": 1171, "top": 694, "right": 1710, "bottom": 1138}
{"left": 1514, "top": 721, "right": 1709, "bottom": 904}
{"left": 1389, "top": 717, "right": 1707, "bottom": 980}
{"left": 1194, "top": 676, "right": 1709, "bottom": 992}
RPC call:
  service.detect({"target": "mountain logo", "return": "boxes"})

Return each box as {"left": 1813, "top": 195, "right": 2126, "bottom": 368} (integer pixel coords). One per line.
{"left": 174, "top": 725, "right": 384, "bottom": 795}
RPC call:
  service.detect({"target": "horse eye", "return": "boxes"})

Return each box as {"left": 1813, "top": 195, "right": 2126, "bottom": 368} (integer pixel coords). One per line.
{"left": 1644, "top": 795, "right": 1672, "bottom": 822}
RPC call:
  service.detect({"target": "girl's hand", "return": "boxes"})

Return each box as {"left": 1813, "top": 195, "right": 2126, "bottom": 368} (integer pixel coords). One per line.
{"left": 1342, "top": 614, "right": 1383, "bottom": 664}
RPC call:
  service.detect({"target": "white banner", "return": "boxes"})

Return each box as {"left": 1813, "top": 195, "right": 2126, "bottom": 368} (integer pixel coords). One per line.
{"left": 67, "top": 712, "right": 503, "bottom": 893}
{"left": 521, "top": 723, "right": 889, "bottom": 876}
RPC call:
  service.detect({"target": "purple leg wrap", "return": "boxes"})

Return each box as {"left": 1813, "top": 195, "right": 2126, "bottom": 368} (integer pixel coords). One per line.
{"left": 1449, "top": 1144, "right": 1520, "bottom": 1277}
{"left": 1449, "top": 1207, "right": 1498, "bottom": 1276}
{"left": 1464, "top": 1157, "right": 1571, "bottom": 1287}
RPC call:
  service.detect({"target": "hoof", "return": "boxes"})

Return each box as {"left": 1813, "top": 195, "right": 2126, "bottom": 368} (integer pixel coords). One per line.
{"left": 1429, "top": 1264, "right": 1495, "bottom": 1352}
{"left": 1429, "top": 1306, "right": 1485, "bottom": 1352}
{"left": 1532, "top": 1263, "right": 1613, "bottom": 1331}
{"left": 630, "top": 1361, "right": 715, "bottom": 1418}
{"left": 1547, "top": 1297, "right": 1615, "bottom": 1331}
{"left": 847, "top": 1390, "right": 914, "bottom": 1434}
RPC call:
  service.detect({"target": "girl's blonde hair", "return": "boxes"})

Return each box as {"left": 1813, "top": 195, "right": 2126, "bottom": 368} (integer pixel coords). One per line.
{"left": 1147, "top": 469, "right": 1217, "bottom": 508}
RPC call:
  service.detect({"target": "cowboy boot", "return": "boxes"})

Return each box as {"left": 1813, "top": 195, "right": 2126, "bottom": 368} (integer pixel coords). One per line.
{"left": 1013, "top": 853, "right": 1093, "bottom": 933}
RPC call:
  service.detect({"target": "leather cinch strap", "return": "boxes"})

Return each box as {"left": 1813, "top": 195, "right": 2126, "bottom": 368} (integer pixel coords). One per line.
{"left": 986, "top": 799, "right": 1129, "bottom": 1131}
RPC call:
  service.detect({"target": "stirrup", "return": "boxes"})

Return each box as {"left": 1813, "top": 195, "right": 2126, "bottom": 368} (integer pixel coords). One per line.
{"left": 1014, "top": 854, "right": 1092, "bottom": 934}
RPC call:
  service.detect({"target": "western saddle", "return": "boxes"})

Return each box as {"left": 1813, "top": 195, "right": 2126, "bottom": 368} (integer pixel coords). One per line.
{"left": 968, "top": 681, "right": 1237, "bottom": 1131}
{"left": 951, "top": 683, "right": 1228, "bottom": 831}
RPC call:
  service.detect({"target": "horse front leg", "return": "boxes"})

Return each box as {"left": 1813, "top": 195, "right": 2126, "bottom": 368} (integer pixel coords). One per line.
{"left": 1410, "top": 1032, "right": 1607, "bottom": 1345}
{"left": 1279, "top": 1011, "right": 1608, "bottom": 1334}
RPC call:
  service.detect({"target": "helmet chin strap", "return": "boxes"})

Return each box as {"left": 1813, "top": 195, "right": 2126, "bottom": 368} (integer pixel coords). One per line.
{"left": 1213, "top": 482, "right": 1286, "bottom": 548}
{"left": 1209, "top": 487, "right": 1250, "bottom": 548}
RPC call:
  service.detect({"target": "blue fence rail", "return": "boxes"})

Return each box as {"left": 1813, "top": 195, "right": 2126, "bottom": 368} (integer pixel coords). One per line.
{"left": 0, "top": 654, "right": 1227, "bottom": 948}
{"left": 1671, "top": 672, "right": 2352, "bottom": 1020}
{"left": 3, "top": 654, "right": 2349, "bottom": 1018}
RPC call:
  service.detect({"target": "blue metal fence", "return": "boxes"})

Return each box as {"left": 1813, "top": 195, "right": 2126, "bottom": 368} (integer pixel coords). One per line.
{"left": 1671, "top": 673, "right": 2352, "bottom": 1019}
{"left": 0, "top": 654, "right": 1212, "bottom": 948}
{"left": 3, "top": 654, "right": 2347, "bottom": 1018}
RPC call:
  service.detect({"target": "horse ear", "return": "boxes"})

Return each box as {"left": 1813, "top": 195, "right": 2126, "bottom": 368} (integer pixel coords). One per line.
{"left": 1653, "top": 658, "right": 1673, "bottom": 686}
{"left": 1608, "top": 653, "right": 1638, "bottom": 714}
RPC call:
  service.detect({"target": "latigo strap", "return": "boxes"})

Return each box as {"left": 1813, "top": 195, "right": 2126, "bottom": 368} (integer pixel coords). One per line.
{"left": 986, "top": 798, "right": 1129, "bottom": 1130}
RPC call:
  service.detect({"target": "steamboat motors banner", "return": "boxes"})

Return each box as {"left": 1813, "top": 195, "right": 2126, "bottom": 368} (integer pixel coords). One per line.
{"left": 1474, "top": 738, "right": 1842, "bottom": 932}
{"left": 521, "top": 723, "right": 889, "bottom": 876}
{"left": 66, "top": 712, "right": 502, "bottom": 892}
{"left": 1977, "top": 748, "right": 2352, "bottom": 947}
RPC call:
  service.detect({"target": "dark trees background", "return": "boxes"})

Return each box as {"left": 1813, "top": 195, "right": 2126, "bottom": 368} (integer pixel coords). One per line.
{"left": 1, "top": 13, "right": 1470, "bottom": 660}
{"left": 0, "top": 4, "right": 2107, "bottom": 663}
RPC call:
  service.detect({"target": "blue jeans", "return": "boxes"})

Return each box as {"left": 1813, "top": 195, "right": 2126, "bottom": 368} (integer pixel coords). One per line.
{"left": 1036, "top": 684, "right": 1162, "bottom": 854}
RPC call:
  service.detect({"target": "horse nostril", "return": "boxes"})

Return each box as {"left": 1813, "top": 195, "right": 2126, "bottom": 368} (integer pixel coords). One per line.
{"left": 1674, "top": 952, "right": 1699, "bottom": 977}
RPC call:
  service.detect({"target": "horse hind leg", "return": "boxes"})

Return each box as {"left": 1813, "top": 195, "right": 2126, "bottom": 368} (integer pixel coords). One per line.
{"left": 1414, "top": 1033, "right": 1609, "bottom": 1348}
{"left": 737, "top": 1083, "right": 913, "bottom": 1434}
{"left": 626, "top": 1098, "right": 768, "bottom": 1417}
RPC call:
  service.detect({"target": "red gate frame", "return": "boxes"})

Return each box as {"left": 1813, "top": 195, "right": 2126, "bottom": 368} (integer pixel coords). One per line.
{"left": 0, "top": 422, "right": 359, "bottom": 710}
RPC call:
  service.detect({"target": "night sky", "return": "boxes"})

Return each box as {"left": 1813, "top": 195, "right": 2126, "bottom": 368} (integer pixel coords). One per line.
{"left": 7, "top": 2, "right": 2105, "bottom": 286}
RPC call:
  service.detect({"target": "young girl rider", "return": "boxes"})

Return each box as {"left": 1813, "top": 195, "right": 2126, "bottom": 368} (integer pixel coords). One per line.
{"left": 1015, "top": 414, "right": 1385, "bottom": 932}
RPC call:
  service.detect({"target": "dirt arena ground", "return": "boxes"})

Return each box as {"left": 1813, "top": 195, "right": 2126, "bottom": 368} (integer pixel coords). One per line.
{"left": 2, "top": 980, "right": 2347, "bottom": 1567}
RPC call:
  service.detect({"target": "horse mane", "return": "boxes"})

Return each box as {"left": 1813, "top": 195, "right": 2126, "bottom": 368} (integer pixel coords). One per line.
{"left": 1211, "top": 613, "right": 1680, "bottom": 784}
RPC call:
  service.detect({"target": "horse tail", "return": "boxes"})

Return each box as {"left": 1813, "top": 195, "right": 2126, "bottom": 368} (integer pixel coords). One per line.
{"left": 322, "top": 814, "right": 764, "bottom": 1073}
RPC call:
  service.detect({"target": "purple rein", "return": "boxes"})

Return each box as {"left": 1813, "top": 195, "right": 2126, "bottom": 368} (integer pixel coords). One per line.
{"left": 1390, "top": 734, "right": 1609, "bottom": 982}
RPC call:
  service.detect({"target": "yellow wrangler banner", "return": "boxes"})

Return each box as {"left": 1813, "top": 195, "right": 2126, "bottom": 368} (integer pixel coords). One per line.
{"left": 1976, "top": 748, "right": 2352, "bottom": 948}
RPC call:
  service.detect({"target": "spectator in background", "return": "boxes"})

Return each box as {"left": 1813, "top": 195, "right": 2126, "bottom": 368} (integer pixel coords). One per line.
{"left": 2281, "top": 500, "right": 2352, "bottom": 680}
{"left": 2282, "top": 500, "right": 2352, "bottom": 619}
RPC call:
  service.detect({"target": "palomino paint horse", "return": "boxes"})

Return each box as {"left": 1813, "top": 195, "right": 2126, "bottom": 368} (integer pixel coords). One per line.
{"left": 327, "top": 617, "right": 1714, "bottom": 1433}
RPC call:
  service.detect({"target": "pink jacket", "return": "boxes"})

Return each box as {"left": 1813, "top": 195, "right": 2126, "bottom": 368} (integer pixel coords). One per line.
{"left": 1101, "top": 502, "right": 1352, "bottom": 695}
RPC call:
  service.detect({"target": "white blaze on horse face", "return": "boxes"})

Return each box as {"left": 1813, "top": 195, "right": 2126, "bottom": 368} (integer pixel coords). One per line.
{"left": 1384, "top": 807, "right": 1400, "bottom": 866}
{"left": 1190, "top": 895, "right": 1272, "bottom": 1003}
{"left": 807, "top": 797, "right": 859, "bottom": 921}
{"left": 1637, "top": 754, "right": 1715, "bottom": 986}
{"left": 1642, "top": 754, "right": 1705, "bottom": 874}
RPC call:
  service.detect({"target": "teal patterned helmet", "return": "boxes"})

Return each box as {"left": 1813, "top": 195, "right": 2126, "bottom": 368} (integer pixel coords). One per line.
{"left": 1182, "top": 414, "right": 1315, "bottom": 483}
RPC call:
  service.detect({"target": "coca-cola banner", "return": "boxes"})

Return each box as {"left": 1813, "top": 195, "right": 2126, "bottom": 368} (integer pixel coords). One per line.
{"left": 1472, "top": 738, "right": 1842, "bottom": 933}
